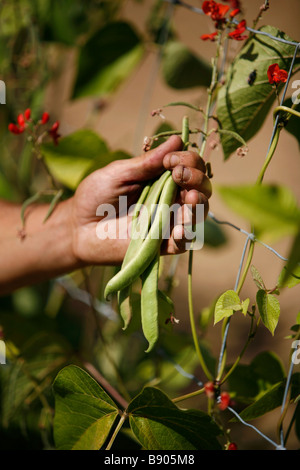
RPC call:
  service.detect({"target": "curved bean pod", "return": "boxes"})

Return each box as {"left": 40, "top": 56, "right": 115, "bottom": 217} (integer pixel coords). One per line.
{"left": 118, "top": 173, "right": 169, "bottom": 328}
{"left": 104, "top": 173, "right": 177, "bottom": 299}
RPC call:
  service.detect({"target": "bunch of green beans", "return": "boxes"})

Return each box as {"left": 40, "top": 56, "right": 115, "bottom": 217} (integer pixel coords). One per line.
{"left": 104, "top": 117, "right": 190, "bottom": 352}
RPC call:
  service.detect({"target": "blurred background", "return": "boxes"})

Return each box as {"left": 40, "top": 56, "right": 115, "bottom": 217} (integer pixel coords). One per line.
{"left": 0, "top": 0, "right": 299, "bottom": 450}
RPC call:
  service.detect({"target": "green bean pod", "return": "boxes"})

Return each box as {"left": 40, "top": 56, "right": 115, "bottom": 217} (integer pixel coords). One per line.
{"left": 118, "top": 172, "right": 169, "bottom": 328}
{"left": 104, "top": 173, "right": 177, "bottom": 299}
{"left": 140, "top": 253, "right": 160, "bottom": 353}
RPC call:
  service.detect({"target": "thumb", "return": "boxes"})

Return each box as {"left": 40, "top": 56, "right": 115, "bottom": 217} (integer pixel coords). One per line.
{"left": 121, "top": 135, "right": 183, "bottom": 183}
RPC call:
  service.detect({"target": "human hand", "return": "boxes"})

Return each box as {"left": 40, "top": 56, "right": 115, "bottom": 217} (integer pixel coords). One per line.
{"left": 70, "top": 135, "right": 212, "bottom": 267}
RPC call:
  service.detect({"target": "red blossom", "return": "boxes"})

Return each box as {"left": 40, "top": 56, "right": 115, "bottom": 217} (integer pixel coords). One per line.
{"left": 204, "top": 381, "right": 216, "bottom": 398}
{"left": 218, "top": 391, "right": 231, "bottom": 410}
{"left": 24, "top": 108, "right": 31, "bottom": 121}
{"left": 230, "top": 8, "right": 240, "bottom": 17}
{"left": 48, "top": 121, "right": 61, "bottom": 145}
{"left": 41, "top": 112, "right": 50, "bottom": 124}
{"left": 202, "top": 0, "right": 229, "bottom": 22}
{"left": 228, "top": 19, "right": 248, "bottom": 40}
{"left": 227, "top": 442, "right": 238, "bottom": 450}
{"left": 267, "top": 63, "right": 288, "bottom": 85}
{"left": 8, "top": 123, "right": 25, "bottom": 135}
{"left": 201, "top": 31, "right": 218, "bottom": 41}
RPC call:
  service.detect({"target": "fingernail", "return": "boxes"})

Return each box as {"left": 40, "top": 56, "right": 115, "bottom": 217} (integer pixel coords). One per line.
{"left": 182, "top": 167, "right": 191, "bottom": 182}
{"left": 170, "top": 154, "right": 179, "bottom": 167}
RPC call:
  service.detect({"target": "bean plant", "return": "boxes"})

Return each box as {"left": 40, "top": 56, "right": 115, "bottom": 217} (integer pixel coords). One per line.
{"left": 0, "top": 0, "right": 300, "bottom": 451}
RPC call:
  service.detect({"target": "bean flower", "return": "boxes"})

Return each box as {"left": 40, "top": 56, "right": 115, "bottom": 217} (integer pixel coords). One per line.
{"left": 8, "top": 109, "right": 61, "bottom": 145}
{"left": 267, "top": 63, "right": 288, "bottom": 85}
{"left": 202, "top": 0, "right": 229, "bottom": 23}
{"left": 200, "top": 0, "right": 247, "bottom": 42}
{"left": 228, "top": 19, "right": 248, "bottom": 41}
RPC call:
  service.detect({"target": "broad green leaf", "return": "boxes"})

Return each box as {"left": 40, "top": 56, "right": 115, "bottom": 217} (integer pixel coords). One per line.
{"left": 237, "top": 373, "right": 300, "bottom": 421}
{"left": 40, "top": 0, "right": 89, "bottom": 45}
{"left": 161, "top": 41, "right": 212, "bottom": 90}
{"left": 217, "top": 25, "right": 299, "bottom": 159}
{"left": 278, "top": 228, "right": 300, "bottom": 288}
{"left": 128, "top": 387, "right": 221, "bottom": 450}
{"left": 217, "top": 184, "right": 300, "bottom": 241}
{"left": 204, "top": 218, "right": 227, "bottom": 248}
{"left": 256, "top": 290, "right": 280, "bottom": 335}
{"left": 251, "top": 351, "right": 285, "bottom": 387}
{"left": 1, "top": 332, "right": 72, "bottom": 427}
{"left": 53, "top": 365, "right": 119, "bottom": 450}
{"left": 228, "top": 351, "right": 285, "bottom": 404}
{"left": 278, "top": 262, "right": 300, "bottom": 289}
{"left": 41, "top": 129, "right": 129, "bottom": 190}
{"left": 72, "top": 21, "right": 144, "bottom": 99}
{"left": 214, "top": 290, "right": 242, "bottom": 324}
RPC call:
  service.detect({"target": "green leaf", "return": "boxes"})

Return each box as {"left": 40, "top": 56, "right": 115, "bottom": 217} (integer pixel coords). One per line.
{"left": 256, "top": 290, "right": 280, "bottom": 335}
{"left": 127, "top": 387, "right": 221, "bottom": 450}
{"left": 40, "top": 0, "right": 89, "bottom": 46}
{"left": 216, "top": 25, "right": 299, "bottom": 160}
{"left": 204, "top": 218, "right": 227, "bottom": 248}
{"left": 41, "top": 129, "right": 128, "bottom": 190}
{"left": 228, "top": 351, "right": 285, "bottom": 404}
{"left": 53, "top": 365, "right": 119, "bottom": 450}
{"left": 1, "top": 331, "right": 72, "bottom": 427}
{"left": 251, "top": 351, "right": 285, "bottom": 386}
{"left": 278, "top": 262, "right": 300, "bottom": 288}
{"left": 278, "top": 228, "right": 300, "bottom": 288}
{"left": 217, "top": 184, "right": 300, "bottom": 241}
{"left": 237, "top": 373, "right": 300, "bottom": 422}
{"left": 161, "top": 41, "right": 212, "bottom": 90}
{"left": 251, "top": 265, "right": 266, "bottom": 290}
{"left": 72, "top": 21, "right": 144, "bottom": 99}
{"left": 214, "top": 290, "right": 242, "bottom": 324}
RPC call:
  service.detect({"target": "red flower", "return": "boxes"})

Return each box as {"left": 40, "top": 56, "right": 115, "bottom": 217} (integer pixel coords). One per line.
{"left": 218, "top": 391, "right": 231, "bottom": 410}
{"left": 267, "top": 63, "right": 288, "bottom": 85}
{"left": 230, "top": 8, "right": 240, "bottom": 17}
{"left": 228, "top": 19, "right": 248, "bottom": 40}
{"left": 8, "top": 123, "right": 25, "bottom": 135}
{"left": 24, "top": 108, "right": 31, "bottom": 121}
{"left": 227, "top": 442, "right": 238, "bottom": 450}
{"left": 48, "top": 121, "right": 61, "bottom": 145}
{"left": 204, "top": 381, "right": 216, "bottom": 398}
{"left": 41, "top": 112, "right": 50, "bottom": 125}
{"left": 202, "top": 1, "right": 229, "bottom": 22}
{"left": 201, "top": 31, "right": 218, "bottom": 41}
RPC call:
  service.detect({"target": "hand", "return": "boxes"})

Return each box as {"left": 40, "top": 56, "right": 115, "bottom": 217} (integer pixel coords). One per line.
{"left": 70, "top": 135, "right": 212, "bottom": 267}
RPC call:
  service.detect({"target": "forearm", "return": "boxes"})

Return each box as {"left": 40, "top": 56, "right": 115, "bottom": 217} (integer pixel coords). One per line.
{"left": 0, "top": 199, "right": 81, "bottom": 296}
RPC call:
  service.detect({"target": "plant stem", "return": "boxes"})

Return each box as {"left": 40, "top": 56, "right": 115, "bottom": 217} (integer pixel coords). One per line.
{"left": 188, "top": 249, "right": 213, "bottom": 381}
{"left": 173, "top": 387, "right": 205, "bottom": 404}
{"left": 200, "top": 30, "right": 222, "bottom": 159}
{"left": 105, "top": 411, "right": 127, "bottom": 450}
{"left": 256, "top": 126, "right": 280, "bottom": 184}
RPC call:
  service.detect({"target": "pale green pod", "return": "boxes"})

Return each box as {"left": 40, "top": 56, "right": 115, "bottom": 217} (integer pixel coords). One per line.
{"left": 104, "top": 174, "right": 177, "bottom": 299}
{"left": 140, "top": 254, "right": 160, "bottom": 353}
